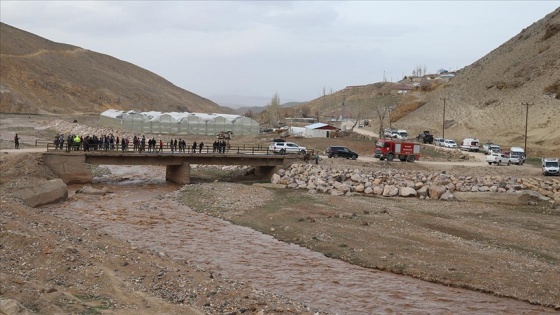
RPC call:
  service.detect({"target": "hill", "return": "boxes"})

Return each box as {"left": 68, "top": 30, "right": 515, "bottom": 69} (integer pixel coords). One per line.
{"left": 396, "top": 7, "right": 560, "bottom": 155}
{"left": 0, "top": 23, "right": 226, "bottom": 114}
{"left": 300, "top": 8, "right": 560, "bottom": 156}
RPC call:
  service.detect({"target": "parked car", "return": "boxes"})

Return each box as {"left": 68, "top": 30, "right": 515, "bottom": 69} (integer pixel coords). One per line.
{"left": 443, "top": 139, "right": 457, "bottom": 148}
{"left": 542, "top": 158, "right": 560, "bottom": 176}
{"left": 433, "top": 138, "right": 445, "bottom": 146}
{"left": 268, "top": 141, "right": 307, "bottom": 155}
{"left": 486, "top": 152, "right": 511, "bottom": 166}
{"left": 482, "top": 143, "right": 500, "bottom": 155}
{"left": 509, "top": 147, "right": 525, "bottom": 165}
{"left": 325, "top": 146, "right": 359, "bottom": 160}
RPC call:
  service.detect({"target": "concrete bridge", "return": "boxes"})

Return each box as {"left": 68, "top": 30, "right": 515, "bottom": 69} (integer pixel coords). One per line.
{"left": 42, "top": 151, "right": 299, "bottom": 184}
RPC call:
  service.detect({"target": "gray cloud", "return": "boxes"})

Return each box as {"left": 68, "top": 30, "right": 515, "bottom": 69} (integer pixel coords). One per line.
{"left": 1, "top": 1, "right": 557, "bottom": 103}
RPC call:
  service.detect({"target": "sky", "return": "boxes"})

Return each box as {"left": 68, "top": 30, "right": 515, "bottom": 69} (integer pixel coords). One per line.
{"left": 1, "top": 1, "right": 558, "bottom": 106}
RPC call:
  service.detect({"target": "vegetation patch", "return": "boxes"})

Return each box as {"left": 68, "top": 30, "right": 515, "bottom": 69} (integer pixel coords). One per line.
{"left": 543, "top": 79, "right": 560, "bottom": 99}
{"left": 541, "top": 23, "right": 560, "bottom": 41}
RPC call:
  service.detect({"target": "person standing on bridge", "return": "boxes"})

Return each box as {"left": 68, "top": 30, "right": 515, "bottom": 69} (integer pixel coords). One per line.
{"left": 192, "top": 141, "right": 197, "bottom": 153}
{"left": 14, "top": 133, "right": 20, "bottom": 149}
{"left": 199, "top": 142, "right": 204, "bottom": 153}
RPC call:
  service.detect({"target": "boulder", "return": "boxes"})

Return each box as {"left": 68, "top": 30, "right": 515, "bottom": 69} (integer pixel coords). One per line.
{"left": 417, "top": 186, "right": 429, "bottom": 197}
{"left": 428, "top": 185, "right": 447, "bottom": 199}
{"left": 355, "top": 184, "right": 365, "bottom": 193}
{"left": 399, "top": 187, "right": 417, "bottom": 197}
{"left": 382, "top": 185, "right": 399, "bottom": 197}
{"left": 271, "top": 173, "right": 281, "bottom": 184}
{"left": 373, "top": 185, "right": 384, "bottom": 195}
{"left": 13, "top": 178, "right": 68, "bottom": 208}
{"left": 440, "top": 191, "right": 454, "bottom": 201}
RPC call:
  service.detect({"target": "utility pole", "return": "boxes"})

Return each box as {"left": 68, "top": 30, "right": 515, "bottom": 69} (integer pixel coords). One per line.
{"left": 440, "top": 96, "right": 450, "bottom": 139}
{"left": 521, "top": 102, "right": 533, "bottom": 157}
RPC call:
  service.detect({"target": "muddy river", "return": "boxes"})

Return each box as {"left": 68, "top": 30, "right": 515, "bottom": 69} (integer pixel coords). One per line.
{"left": 42, "top": 165, "right": 554, "bottom": 314}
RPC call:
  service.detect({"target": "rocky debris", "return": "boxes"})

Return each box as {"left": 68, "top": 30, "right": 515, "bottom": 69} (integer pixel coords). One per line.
{"left": 12, "top": 178, "right": 68, "bottom": 207}
{"left": 76, "top": 185, "right": 112, "bottom": 195}
{"left": 271, "top": 163, "right": 560, "bottom": 203}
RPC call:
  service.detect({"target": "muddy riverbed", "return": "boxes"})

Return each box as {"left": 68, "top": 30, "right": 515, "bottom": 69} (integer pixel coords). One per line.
{"left": 40, "top": 165, "right": 558, "bottom": 314}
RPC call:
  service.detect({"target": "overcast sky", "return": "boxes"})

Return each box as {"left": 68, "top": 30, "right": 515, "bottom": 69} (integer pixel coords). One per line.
{"left": 1, "top": 1, "right": 558, "bottom": 106}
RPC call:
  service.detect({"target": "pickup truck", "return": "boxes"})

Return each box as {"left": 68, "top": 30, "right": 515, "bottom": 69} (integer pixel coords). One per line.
{"left": 486, "top": 152, "right": 511, "bottom": 166}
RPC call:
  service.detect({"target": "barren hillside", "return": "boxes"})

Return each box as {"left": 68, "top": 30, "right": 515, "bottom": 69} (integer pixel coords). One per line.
{"left": 397, "top": 7, "right": 560, "bottom": 156}
{"left": 0, "top": 23, "right": 226, "bottom": 114}
{"left": 300, "top": 8, "right": 560, "bottom": 156}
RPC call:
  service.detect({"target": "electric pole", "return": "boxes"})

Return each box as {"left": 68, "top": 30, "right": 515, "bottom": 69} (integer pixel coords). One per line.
{"left": 440, "top": 96, "right": 450, "bottom": 139}
{"left": 521, "top": 102, "right": 533, "bottom": 157}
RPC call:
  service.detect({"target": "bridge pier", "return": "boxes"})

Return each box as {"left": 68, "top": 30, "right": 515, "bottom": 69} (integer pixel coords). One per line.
{"left": 43, "top": 153, "right": 93, "bottom": 184}
{"left": 166, "top": 162, "right": 191, "bottom": 184}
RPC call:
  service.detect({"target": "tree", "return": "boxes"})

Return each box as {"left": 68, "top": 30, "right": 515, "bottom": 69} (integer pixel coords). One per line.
{"left": 374, "top": 104, "right": 394, "bottom": 137}
{"left": 268, "top": 93, "right": 280, "bottom": 127}
{"left": 244, "top": 109, "right": 253, "bottom": 118}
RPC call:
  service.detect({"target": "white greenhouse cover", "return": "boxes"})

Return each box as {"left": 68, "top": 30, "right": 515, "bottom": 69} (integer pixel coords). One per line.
{"left": 100, "top": 110, "right": 248, "bottom": 123}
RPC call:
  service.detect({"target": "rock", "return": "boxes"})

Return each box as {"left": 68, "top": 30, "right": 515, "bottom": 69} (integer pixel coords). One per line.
{"left": 428, "top": 185, "right": 447, "bottom": 199}
{"left": 440, "top": 191, "right": 454, "bottom": 201}
{"left": 12, "top": 178, "right": 68, "bottom": 208}
{"left": 271, "top": 173, "right": 281, "bottom": 184}
{"left": 373, "top": 185, "right": 384, "bottom": 195}
{"left": 355, "top": 184, "right": 365, "bottom": 193}
{"left": 417, "top": 186, "right": 429, "bottom": 197}
{"left": 399, "top": 187, "right": 417, "bottom": 197}
{"left": 382, "top": 185, "right": 399, "bottom": 197}
{"left": 364, "top": 187, "right": 374, "bottom": 194}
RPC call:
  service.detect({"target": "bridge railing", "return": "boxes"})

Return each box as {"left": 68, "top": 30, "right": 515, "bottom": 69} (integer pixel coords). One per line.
{"left": 45, "top": 142, "right": 280, "bottom": 155}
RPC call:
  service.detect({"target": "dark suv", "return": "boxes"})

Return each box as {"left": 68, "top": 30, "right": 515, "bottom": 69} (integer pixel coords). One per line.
{"left": 325, "top": 146, "right": 358, "bottom": 160}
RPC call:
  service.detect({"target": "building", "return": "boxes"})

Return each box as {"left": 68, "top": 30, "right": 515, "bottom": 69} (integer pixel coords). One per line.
{"left": 100, "top": 109, "right": 260, "bottom": 136}
{"left": 304, "top": 123, "right": 339, "bottom": 138}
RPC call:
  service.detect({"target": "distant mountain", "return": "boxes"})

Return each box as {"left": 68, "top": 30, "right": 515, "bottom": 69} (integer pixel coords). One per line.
{"left": 0, "top": 23, "right": 226, "bottom": 114}
{"left": 209, "top": 95, "right": 272, "bottom": 109}
{"left": 233, "top": 101, "right": 306, "bottom": 116}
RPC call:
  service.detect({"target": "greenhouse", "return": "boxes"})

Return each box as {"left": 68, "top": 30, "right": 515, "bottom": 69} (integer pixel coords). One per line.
{"left": 100, "top": 109, "right": 260, "bottom": 136}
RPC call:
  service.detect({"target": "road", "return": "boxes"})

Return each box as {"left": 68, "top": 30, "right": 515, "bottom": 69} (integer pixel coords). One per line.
{"left": 339, "top": 120, "right": 539, "bottom": 170}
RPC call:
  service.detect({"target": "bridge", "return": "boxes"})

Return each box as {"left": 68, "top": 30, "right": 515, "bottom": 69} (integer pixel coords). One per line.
{"left": 42, "top": 146, "right": 301, "bottom": 184}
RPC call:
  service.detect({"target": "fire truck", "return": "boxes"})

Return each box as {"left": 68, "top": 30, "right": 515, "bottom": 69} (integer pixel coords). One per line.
{"left": 374, "top": 139, "right": 420, "bottom": 162}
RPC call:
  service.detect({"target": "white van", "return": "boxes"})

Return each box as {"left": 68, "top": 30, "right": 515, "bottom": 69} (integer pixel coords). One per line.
{"left": 460, "top": 138, "right": 480, "bottom": 152}
{"left": 542, "top": 158, "right": 559, "bottom": 176}
{"left": 509, "top": 147, "right": 525, "bottom": 165}
{"left": 542, "top": 158, "right": 560, "bottom": 176}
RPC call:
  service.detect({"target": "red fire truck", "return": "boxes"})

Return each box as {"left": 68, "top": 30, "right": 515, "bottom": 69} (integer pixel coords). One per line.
{"left": 374, "top": 139, "right": 420, "bottom": 162}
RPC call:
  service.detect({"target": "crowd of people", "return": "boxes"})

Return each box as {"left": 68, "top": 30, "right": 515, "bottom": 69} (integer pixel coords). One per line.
{"left": 52, "top": 133, "right": 231, "bottom": 154}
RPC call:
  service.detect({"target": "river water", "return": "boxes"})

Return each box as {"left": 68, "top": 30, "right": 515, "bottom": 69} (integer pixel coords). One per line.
{"left": 42, "top": 165, "right": 555, "bottom": 314}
